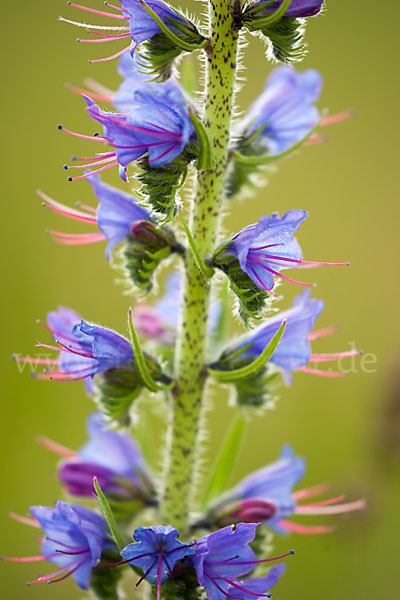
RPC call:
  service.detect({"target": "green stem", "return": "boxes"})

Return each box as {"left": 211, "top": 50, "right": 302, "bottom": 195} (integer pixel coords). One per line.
{"left": 160, "top": 1, "right": 239, "bottom": 534}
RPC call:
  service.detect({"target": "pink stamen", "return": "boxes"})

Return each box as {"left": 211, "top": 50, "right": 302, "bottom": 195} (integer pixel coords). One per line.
{"left": 305, "top": 133, "right": 327, "bottom": 145}
{"left": 2, "top": 555, "right": 53, "bottom": 563}
{"left": 89, "top": 43, "right": 133, "bottom": 64}
{"left": 49, "top": 557, "right": 87, "bottom": 584}
{"left": 278, "top": 520, "right": 334, "bottom": 535}
{"left": 104, "top": 2, "right": 123, "bottom": 11}
{"left": 8, "top": 513, "right": 39, "bottom": 528}
{"left": 55, "top": 548, "right": 90, "bottom": 556}
{"left": 320, "top": 109, "right": 354, "bottom": 127}
{"left": 292, "top": 483, "right": 330, "bottom": 501}
{"left": 83, "top": 77, "right": 115, "bottom": 96}
{"left": 68, "top": 161, "right": 119, "bottom": 180}
{"left": 36, "top": 435, "right": 76, "bottom": 458}
{"left": 34, "top": 369, "right": 94, "bottom": 382}
{"left": 48, "top": 231, "right": 105, "bottom": 241}
{"left": 67, "top": 3, "right": 127, "bottom": 19}
{"left": 58, "top": 16, "right": 130, "bottom": 31}
{"left": 28, "top": 566, "right": 69, "bottom": 585}
{"left": 226, "top": 579, "right": 271, "bottom": 598}
{"left": 38, "top": 190, "right": 97, "bottom": 223}
{"left": 248, "top": 243, "right": 283, "bottom": 252}
{"left": 222, "top": 550, "right": 294, "bottom": 566}
{"left": 204, "top": 572, "right": 241, "bottom": 600}
{"left": 13, "top": 356, "right": 59, "bottom": 365}
{"left": 297, "top": 495, "right": 345, "bottom": 509}
{"left": 65, "top": 155, "right": 116, "bottom": 169}
{"left": 68, "top": 85, "right": 114, "bottom": 103}
{"left": 55, "top": 340, "right": 95, "bottom": 360}
{"left": 257, "top": 254, "right": 349, "bottom": 268}
{"left": 58, "top": 125, "right": 109, "bottom": 142}
{"left": 249, "top": 260, "right": 314, "bottom": 288}
{"left": 296, "top": 499, "right": 366, "bottom": 516}
{"left": 76, "top": 202, "right": 97, "bottom": 214}
{"left": 297, "top": 366, "right": 346, "bottom": 378}
{"left": 46, "top": 538, "right": 86, "bottom": 551}
{"left": 78, "top": 32, "right": 130, "bottom": 43}
{"left": 150, "top": 144, "right": 176, "bottom": 163}
{"left": 308, "top": 326, "right": 338, "bottom": 341}
{"left": 51, "top": 236, "right": 105, "bottom": 246}
{"left": 72, "top": 152, "right": 115, "bottom": 161}
{"left": 248, "top": 266, "right": 279, "bottom": 298}
{"left": 309, "top": 350, "right": 361, "bottom": 362}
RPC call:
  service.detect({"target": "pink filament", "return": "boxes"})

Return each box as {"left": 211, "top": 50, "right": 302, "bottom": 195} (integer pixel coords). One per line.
{"left": 58, "top": 125, "right": 109, "bottom": 142}
{"left": 65, "top": 155, "right": 116, "bottom": 169}
{"left": 296, "top": 499, "right": 365, "bottom": 516}
{"left": 292, "top": 483, "right": 330, "bottom": 501}
{"left": 89, "top": 43, "right": 133, "bottom": 64}
{"left": 257, "top": 254, "right": 349, "bottom": 268}
{"left": 58, "top": 16, "right": 130, "bottom": 30}
{"left": 38, "top": 190, "right": 97, "bottom": 223}
{"left": 68, "top": 161, "right": 119, "bottom": 180}
{"left": 278, "top": 519, "right": 334, "bottom": 535}
{"left": 49, "top": 557, "right": 87, "bottom": 584}
{"left": 88, "top": 110, "right": 180, "bottom": 141}
{"left": 55, "top": 340, "right": 95, "bottom": 359}
{"left": 297, "top": 495, "right": 344, "bottom": 509}
{"left": 157, "top": 552, "right": 162, "bottom": 600}
{"left": 48, "top": 231, "right": 105, "bottom": 240}
{"left": 13, "top": 356, "right": 59, "bottom": 365}
{"left": 67, "top": 3, "right": 127, "bottom": 19}
{"left": 2, "top": 555, "right": 49, "bottom": 563}
{"left": 36, "top": 435, "right": 76, "bottom": 458}
{"left": 320, "top": 110, "right": 354, "bottom": 127}
{"left": 8, "top": 512, "right": 39, "bottom": 528}
{"left": 76, "top": 202, "right": 97, "bottom": 214}
{"left": 78, "top": 32, "right": 130, "bottom": 43}
{"left": 297, "top": 366, "right": 346, "bottom": 378}
{"left": 248, "top": 266, "right": 279, "bottom": 298}
{"left": 308, "top": 326, "right": 338, "bottom": 341}
{"left": 309, "top": 350, "right": 361, "bottom": 362}
{"left": 68, "top": 85, "right": 114, "bottom": 102}
{"left": 249, "top": 259, "right": 314, "bottom": 288}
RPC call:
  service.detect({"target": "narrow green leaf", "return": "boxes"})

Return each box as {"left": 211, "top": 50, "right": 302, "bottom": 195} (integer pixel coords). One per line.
{"left": 93, "top": 477, "right": 126, "bottom": 551}
{"left": 190, "top": 110, "right": 214, "bottom": 170}
{"left": 180, "top": 213, "right": 215, "bottom": 280}
{"left": 128, "top": 308, "right": 174, "bottom": 392}
{"left": 202, "top": 414, "right": 246, "bottom": 508}
{"left": 139, "top": 0, "right": 208, "bottom": 51}
{"left": 208, "top": 319, "right": 286, "bottom": 382}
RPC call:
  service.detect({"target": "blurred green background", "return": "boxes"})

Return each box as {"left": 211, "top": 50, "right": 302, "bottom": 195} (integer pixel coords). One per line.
{"left": 1, "top": 0, "right": 399, "bottom": 598}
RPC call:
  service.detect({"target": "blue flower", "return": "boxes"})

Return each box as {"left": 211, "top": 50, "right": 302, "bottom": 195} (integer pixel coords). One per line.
{"left": 40, "top": 176, "right": 152, "bottom": 260}
{"left": 120, "top": 526, "right": 196, "bottom": 596}
{"left": 190, "top": 522, "right": 287, "bottom": 600}
{"left": 220, "top": 210, "right": 347, "bottom": 294}
{"left": 83, "top": 89, "right": 194, "bottom": 174}
{"left": 244, "top": 66, "right": 322, "bottom": 155}
{"left": 30, "top": 307, "right": 133, "bottom": 388}
{"left": 251, "top": 0, "right": 324, "bottom": 18}
{"left": 211, "top": 447, "right": 366, "bottom": 535}
{"left": 57, "top": 412, "right": 153, "bottom": 499}
{"left": 3, "top": 502, "right": 111, "bottom": 589}
{"left": 238, "top": 290, "right": 324, "bottom": 375}
{"left": 120, "top": 0, "right": 188, "bottom": 45}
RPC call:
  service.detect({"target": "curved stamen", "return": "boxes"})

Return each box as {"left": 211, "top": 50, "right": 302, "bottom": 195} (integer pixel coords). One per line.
{"left": 55, "top": 548, "right": 90, "bottom": 556}
{"left": 36, "top": 436, "right": 76, "bottom": 458}
{"left": 68, "top": 85, "right": 114, "bottom": 103}
{"left": 58, "top": 16, "right": 130, "bottom": 30}
{"left": 68, "top": 161, "right": 119, "bottom": 181}
{"left": 57, "top": 124, "right": 109, "bottom": 142}
{"left": 28, "top": 565, "right": 69, "bottom": 585}
{"left": 204, "top": 570, "right": 241, "bottom": 600}
{"left": 249, "top": 259, "right": 314, "bottom": 288}
{"left": 309, "top": 350, "right": 361, "bottom": 362}
{"left": 297, "top": 366, "right": 346, "bottom": 378}
{"left": 49, "top": 557, "right": 88, "bottom": 584}
{"left": 78, "top": 32, "right": 130, "bottom": 43}
{"left": 8, "top": 513, "right": 39, "bottom": 528}
{"left": 13, "top": 356, "right": 59, "bottom": 365}
{"left": 38, "top": 190, "right": 97, "bottom": 223}
{"left": 254, "top": 254, "right": 349, "bottom": 268}
{"left": 297, "top": 495, "right": 345, "bottom": 509}
{"left": 248, "top": 266, "right": 279, "bottom": 298}
{"left": 308, "top": 326, "right": 338, "bottom": 341}
{"left": 217, "top": 550, "right": 294, "bottom": 567}
{"left": 87, "top": 110, "right": 181, "bottom": 141}
{"left": 55, "top": 340, "right": 96, "bottom": 359}
{"left": 135, "top": 559, "right": 158, "bottom": 588}
{"left": 296, "top": 499, "right": 365, "bottom": 515}
{"left": 226, "top": 578, "right": 271, "bottom": 598}
{"left": 89, "top": 44, "right": 134, "bottom": 64}
{"left": 67, "top": 3, "right": 127, "bottom": 19}
{"left": 292, "top": 483, "right": 330, "bottom": 501}
{"left": 320, "top": 109, "right": 354, "bottom": 127}
{"left": 278, "top": 520, "right": 334, "bottom": 535}
{"left": 64, "top": 155, "right": 116, "bottom": 169}
{"left": 76, "top": 202, "right": 97, "bottom": 214}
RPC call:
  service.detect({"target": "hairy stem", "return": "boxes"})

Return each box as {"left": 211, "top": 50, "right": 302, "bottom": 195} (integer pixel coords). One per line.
{"left": 160, "top": 1, "right": 239, "bottom": 533}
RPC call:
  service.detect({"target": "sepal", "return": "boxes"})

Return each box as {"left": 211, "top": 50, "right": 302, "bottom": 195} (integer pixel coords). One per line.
{"left": 243, "top": 2, "right": 307, "bottom": 63}
{"left": 119, "top": 220, "right": 184, "bottom": 293}
{"left": 136, "top": 155, "right": 192, "bottom": 224}
{"left": 211, "top": 244, "right": 273, "bottom": 325}
{"left": 138, "top": 1, "right": 207, "bottom": 81}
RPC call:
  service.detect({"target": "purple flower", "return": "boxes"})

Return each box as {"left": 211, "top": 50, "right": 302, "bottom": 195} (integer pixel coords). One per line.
{"left": 244, "top": 66, "right": 323, "bottom": 155}
{"left": 231, "top": 290, "right": 361, "bottom": 381}
{"left": 16, "top": 307, "right": 133, "bottom": 390}
{"left": 59, "top": 1, "right": 190, "bottom": 59}
{"left": 40, "top": 175, "right": 152, "bottom": 260}
{"left": 120, "top": 0, "right": 188, "bottom": 45}
{"left": 55, "top": 412, "right": 153, "bottom": 499}
{"left": 3, "top": 502, "right": 111, "bottom": 589}
{"left": 190, "top": 522, "right": 287, "bottom": 600}
{"left": 211, "top": 447, "right": 366, "bottom": 535}
{"left": 120, "top": 526, "right": 196, "bottom": 597}
{"left": 251, "top": 0, "right": 324, "bottom": 18}
{"left": 220, "top": 210, "right": 347, "bottom": 295}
